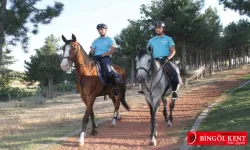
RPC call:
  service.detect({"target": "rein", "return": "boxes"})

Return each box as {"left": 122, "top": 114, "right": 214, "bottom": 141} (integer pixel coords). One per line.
{"left": 136, "top": 61, "right": 168, "bottom": 96}
{"left": 63, "top": 41, "right": 95, "bottom": 86}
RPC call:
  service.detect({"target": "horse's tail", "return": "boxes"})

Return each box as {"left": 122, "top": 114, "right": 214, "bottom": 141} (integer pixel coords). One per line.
{"left": 120, "top": 85, "right": 130, "bottom": 111}
{"left": 121, "top": 70, "right": 130, "bottom": 111}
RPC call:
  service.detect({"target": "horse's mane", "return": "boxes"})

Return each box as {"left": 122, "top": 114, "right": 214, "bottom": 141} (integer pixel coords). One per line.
{"left": 78, "top": 43, "right": 93, "bottom": 64}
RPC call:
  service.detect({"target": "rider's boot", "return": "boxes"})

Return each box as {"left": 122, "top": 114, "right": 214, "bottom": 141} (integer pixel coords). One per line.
{"left": 109, "top": 75, "right": 119, "bottom": 96}
{"left": 171, "top": 83, "right": 180, "bottom": 100}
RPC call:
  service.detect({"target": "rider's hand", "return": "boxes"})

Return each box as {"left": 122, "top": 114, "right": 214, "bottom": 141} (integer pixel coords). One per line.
{"left": 165, "top": 58, "right": 169, "bottom": 63}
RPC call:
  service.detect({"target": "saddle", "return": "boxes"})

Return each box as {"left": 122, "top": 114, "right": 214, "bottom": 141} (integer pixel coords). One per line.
{"left": 95, "top": 62, "right": 124, "bottom": 85}
{"left": 163, "top": 64, "right": 172, "bottom": 79}
{"left": 163, "top": 62, "right": 183, "bottom": 85}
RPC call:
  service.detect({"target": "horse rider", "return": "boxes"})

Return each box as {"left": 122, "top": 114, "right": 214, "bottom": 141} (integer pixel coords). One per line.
{"left": 89, "top": 23, "right": 119, "bottom": 96}
{"left": 139, "top": 21, "right": 181, "bottom": 100}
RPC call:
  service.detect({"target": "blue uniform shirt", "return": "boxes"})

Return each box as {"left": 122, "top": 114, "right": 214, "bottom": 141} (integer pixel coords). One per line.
{"left": 91, "top": 36, "right": 117, "bottom": 56}
{"left": 147, "top": 34, "right": 175, "bottom": 58}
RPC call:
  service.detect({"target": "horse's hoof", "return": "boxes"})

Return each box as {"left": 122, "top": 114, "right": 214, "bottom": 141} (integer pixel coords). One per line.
{"left": 168, "top": 120, "right": 172, "bottom": 127}
{"left": 109, "top": 124, "right": 116, "bottom": 128}
{"left": 149, "top": 141, "right": 157, "bottom": 146}
{"left": 90, "top": 130, "right": 98, "bottom": 136}
{"left": 77, "top": 142, "right": 84, "bottom": 147}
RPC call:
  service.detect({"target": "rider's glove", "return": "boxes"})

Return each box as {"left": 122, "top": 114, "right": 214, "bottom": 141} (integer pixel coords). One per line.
{"left": 165, "top": 58, "right": 169, "bottom": 63}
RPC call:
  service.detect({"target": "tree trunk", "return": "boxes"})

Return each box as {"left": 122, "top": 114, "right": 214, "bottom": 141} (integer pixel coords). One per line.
{"left": 130, "top": 59, "right": 134, "bottom": 85}
{"left": 229, "top": 50, "right": 232, "bottom": 69}
{"left": 204, "top": 53, "right": 207, "bottom": 76}
{"left": 48, "top": 76, "right": 54, "bottom": 99}
{"left": 247, "top": 45, "right": 250, "bottom": 64}
{"left": 242, "top": 44, "right": 245, "bottom": 65}
{"left": 182, "top": 39, "right": 187, "bottom": 86}
{"left": 196, "top": 49, "right": 199, "bottom": 69}
{"left": 196, "top": 50, "right": 199, "bottom": 80}
{"left": 217, "top": 53, "right": 220, "bottom": 71}
{"left": 209, "top": 47, "right": 213, "bottom": 75}
{"left": 0, "top": 0, "right": 7, "bottom": 63}
{"left": 223, "top": 56, "right": 225, "bottom": 70}
{"left": 233, "top": 50, "right": 236, "bottom": 68}
{"left": 51, "top": 76, "right": 54, "bottom": 98}
{"left": 246, "top": 46, "right": 249, "bottom": 64}
{"left": 189, "top": 53, "right": 192, "bottom": 70}
{"left": 199, "top": 53, "right": 202, "bottom": 66}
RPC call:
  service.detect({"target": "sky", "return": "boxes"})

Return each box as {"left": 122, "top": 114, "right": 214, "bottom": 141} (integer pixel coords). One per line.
{"left": 6, "top": 0, "right": 249, "bottom": 72}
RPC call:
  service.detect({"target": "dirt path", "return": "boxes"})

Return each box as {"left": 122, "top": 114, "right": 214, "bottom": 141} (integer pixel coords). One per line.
{"left": 47, "top": 66, "right": 250, "bottom": 150}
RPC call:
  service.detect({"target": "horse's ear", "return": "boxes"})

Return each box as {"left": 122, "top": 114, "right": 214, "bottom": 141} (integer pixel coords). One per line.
{"left": 147, "top": 45, "right": 153, "bottom": 54}
{"left": 72, "top": 34, "right": 76, "bottom": 42}
{"left": 136, "top": 45, "right": 140, "bottom": 53}
{"left": 62, "top": 35, "right": 67, "bottom": 43}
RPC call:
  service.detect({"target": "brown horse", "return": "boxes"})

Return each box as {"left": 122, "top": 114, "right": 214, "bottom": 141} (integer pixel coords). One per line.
{"left": 60, "top": 34, "right": 130, "bottom": 146}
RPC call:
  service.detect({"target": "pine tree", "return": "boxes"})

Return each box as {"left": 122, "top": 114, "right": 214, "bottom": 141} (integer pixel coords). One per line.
{"left": 0, "top": 0, "right": 64, "bottom": 63}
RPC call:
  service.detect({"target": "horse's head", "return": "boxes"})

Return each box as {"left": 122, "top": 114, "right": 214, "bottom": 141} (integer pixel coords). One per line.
{"left": 60, "top": 34, "right": 80, "bottom": 72}
{"left": 135, "top": 45, "right": 154, "bottom": 83}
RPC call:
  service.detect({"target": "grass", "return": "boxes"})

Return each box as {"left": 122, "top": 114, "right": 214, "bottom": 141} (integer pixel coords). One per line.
{"left": 239, "top": 74, "right": 250, "bottom": 80}
{"left": 0, "top": 113, "right": 82, "bottom": 150}
{"left": 0, "top": 92, "right": 109, "bottom": 150}
{"left": 0, "top": 123, "right": 80, "bottom": 150}
{"left": 0, "top": 94, "right": 85, "bottom": 150}
{"left": 190, "top": 76, "right": 250, "bottom": 150}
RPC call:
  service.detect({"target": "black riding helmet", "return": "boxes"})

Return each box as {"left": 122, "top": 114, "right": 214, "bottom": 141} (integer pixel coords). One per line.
{"left": 96, "top": 23, "right": 107, "bottom": 29}
{"left": 154, "top": 21, "right": 165, "bottom": 28}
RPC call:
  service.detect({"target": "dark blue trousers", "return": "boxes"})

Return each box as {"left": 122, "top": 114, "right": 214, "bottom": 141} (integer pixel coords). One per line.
{"left": 155, "top": 58, "right": 180, "bottom": 85}
{"left": 94, "top": 56, "right": 114, "bottom": 77}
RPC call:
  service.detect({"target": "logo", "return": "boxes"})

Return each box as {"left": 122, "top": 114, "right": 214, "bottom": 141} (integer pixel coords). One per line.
{"left": 188, "top": 132, "right": 197, "bottom": 145}
{"left": 187, "top": 131, "right": 248, "bottom": 146}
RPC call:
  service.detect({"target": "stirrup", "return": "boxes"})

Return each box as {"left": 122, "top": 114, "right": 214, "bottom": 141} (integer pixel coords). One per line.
{"left": 170, "top": 91, "right": 179, "bottom": 100}
{"left": 112, "top": 87, "right": 119, "bottom": 96}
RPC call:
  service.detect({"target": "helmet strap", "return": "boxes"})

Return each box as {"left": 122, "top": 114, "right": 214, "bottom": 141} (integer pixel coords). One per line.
{"left": 156, "top": 32, "right": 164, "bottom": 36}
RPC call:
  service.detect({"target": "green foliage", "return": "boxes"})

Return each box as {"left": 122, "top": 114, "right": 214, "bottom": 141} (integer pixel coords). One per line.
{"left": 0, "top": 86, "right": 33, "bottom": 101}
{"left": 24, "top": 34, "right": 66, "bottom": 86}
{"left": 222, "top": 19, "right": 250, "bottom": 57}
{"left": 1, "top": 0, "right": 64, "bottom": 52}
{"left": 0, "top": 51, "right": 16, "bottom": 87}
{"left": 114, "top": 0, "right": 222, "bottom": 71}
{"left": 219, "top": 0, "right": 250, "bottom": 17}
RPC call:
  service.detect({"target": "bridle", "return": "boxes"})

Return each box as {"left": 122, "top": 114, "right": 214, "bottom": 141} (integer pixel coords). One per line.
{"left": 135, "top": 53, "right": 169, "bottom": 96}
{"left": 134, "top": 53, "right": 152, "bottom": 78}
{"left": 62, "top": 41, "right": 81, "bottom": 67}
{"left": 61, "top": 41, "right": 95, "bottom": 86}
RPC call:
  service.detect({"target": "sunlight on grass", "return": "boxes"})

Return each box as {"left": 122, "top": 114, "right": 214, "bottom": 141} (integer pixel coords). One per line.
{"left": 0, "top": 118, "right": 80, "bottom": 150}
{"left": 239, "top": 74, "right": 250, "bottom": 80}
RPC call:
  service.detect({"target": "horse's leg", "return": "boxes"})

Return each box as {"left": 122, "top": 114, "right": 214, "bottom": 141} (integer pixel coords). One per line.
{"left": 108, "top": 92, "right": 121, "bottom": 127}
{"left": 78, "top": 109, "right": 89, "bottom": 146}
{"left": 168, "top": 98, "right": 175, "bottom": 127}
{"left": 89, "top": 103, "right": 98, "bottom": 136}
{"left": 148, "top": 102, "right": 159, "bottom": 146}
{"left": 162, "top": 97, "right": 168, "bottom": 121}
{"left": 78, "top": 96, "right": 95, "bottom": 146}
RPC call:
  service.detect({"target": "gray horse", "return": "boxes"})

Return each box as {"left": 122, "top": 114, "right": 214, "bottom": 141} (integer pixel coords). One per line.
{"left": 135, "top": 45, "right": 186, "bottom": 146}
